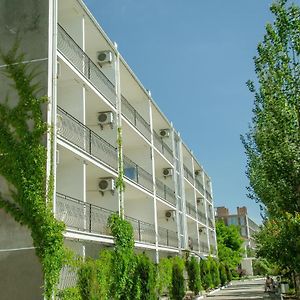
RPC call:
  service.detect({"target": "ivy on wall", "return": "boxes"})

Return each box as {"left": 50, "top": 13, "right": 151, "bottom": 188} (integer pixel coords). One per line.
{"left": 0, "top": 43, "right": 66, "bottom": 299}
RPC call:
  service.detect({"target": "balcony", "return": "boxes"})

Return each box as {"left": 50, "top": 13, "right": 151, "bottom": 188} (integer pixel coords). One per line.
{"left": 208, "top": 217, "right": 214, "bottom": 228}
{"left": 57, "top": 24, "right": 116, "bottom": 106}
{"left": 123, "top": 155, "right": 153, "bottom": 192}
{"left": 183, "top": 164, "right": 194, "bottom": 184}
{"left": 156, "top": 178, "right": 176, "bottom": 207}
{"left": 56, "top": 193, "right": 113, "bottom": 235}
{"left": 125, "top": 216, "right": 156, "bottom": 245}
{"left": 57, "top": 106, "right": 118, "bottom": 170}
{"left": 186, "top": 202, "right": 197, "bottom": 218}
{"left": 206, "top": 190, "right": 213, "bottom": 202}
{"left": 197, "top": 210, "right": 206, "bottom": 224}
{"left": 153, "top": 131, "right": 173, "bottom": 163}
{"left": 121, "top": 96, "right": 151, "bottom": 141}
{"left": 158, "top": 227, "right": 178, "bottom": 248}
{"left": 57, "top": 193, "right": 156, "bottom": 245}
{"left": 200, "top": 241, "right": 209, "bottom": 253}
{"left": 195, "top": 179, "right": 204, "bottom": 195}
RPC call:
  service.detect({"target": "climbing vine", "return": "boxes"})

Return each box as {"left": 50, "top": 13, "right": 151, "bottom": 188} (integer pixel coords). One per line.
{"left": 0, "top": 43, "right": 66, "bottom": 298}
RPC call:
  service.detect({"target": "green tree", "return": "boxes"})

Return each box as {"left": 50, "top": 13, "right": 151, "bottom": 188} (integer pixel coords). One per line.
{"left": 219, "top": 263, "right": 227, "bottom": 286}
{"left": 200, "top": 259, "right": 212, "bottom": 290}
{"left": 171, "top": 257, "right": 185, "bottom": 300}
{"left": 186, "top": 256, "right": 201, "bottom": 295}
{"left": 216, "top": 221, "right": 244, "bottom": 270}
{"left": 209, "top": 258, "right": 221, "bottom": 288}
{"left": 241, "top": 0, "right": 300, "bottom": 294}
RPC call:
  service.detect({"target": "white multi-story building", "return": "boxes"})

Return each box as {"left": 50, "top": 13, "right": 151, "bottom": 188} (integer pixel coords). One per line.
{"left": 0, "top": 0, "right": 217, "bottom": 298}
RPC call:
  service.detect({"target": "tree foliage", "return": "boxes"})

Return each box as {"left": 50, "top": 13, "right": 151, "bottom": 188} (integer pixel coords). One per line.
{"left": 0, "top": 42, "right": 66, "bottom": 298}
{"left": 241, "top": 0, "right": 300, "bottom": 217}
{"left": 216, "top": 221, "right": 244, "bottom": 270}
{"left": 242, "top": 0, "right": 300, "bottom": 293}
{"left": 186, "top": 256, "right": 201, "bottom": 295}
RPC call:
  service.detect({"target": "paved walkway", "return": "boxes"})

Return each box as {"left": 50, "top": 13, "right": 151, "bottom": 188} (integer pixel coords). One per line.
{"left": 206, "top": 279, "right": 280, "bottom": 300}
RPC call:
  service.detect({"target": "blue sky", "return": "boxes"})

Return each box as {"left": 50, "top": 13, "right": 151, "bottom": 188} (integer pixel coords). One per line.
{"left": 83, "top": 0, "right": 299, "bottom": 224}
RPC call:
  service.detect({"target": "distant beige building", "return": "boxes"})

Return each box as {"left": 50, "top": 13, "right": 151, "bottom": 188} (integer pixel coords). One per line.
{"left": 215, "top": 206, "right": 260, "bottom": 275}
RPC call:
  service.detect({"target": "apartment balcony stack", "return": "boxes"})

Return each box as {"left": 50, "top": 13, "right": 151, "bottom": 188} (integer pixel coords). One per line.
{"left": 0, "top": 0, "right": 217, "bottom": 299}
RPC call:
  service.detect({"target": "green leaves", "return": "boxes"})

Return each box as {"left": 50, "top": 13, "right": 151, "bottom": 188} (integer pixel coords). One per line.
{"left": 0, "top": 45, "right": 65, "bottom": 299}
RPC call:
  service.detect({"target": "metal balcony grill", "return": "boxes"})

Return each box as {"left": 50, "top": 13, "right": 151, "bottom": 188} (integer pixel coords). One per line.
{"left": 183, "top": 164, "right": 194, "bottom": 184}
{"left": 155, "top": 178, "right": 176, "bottom": 207}
{"left": 153, "top": 131, "right": 173, "bottom": 163}
{"left": 208, "top": 217, "right": 214, "bottom": 228}
{"left": 125, "top": 216, "right": 156, "bottom": 244}
{"left": 123, "top": 155, "right": 153, "bottom": 192}
{"left": 56, "top": 193, "right": 113, "bottom": 235}
{"left": 57, "top": 106, "right": 118, "bottom": 170}
{"left": 195, "top": 179, "right": 204, "bottom": 195}
{"left": 206, "top": 190, "right": 213, "bottom": 201}
{"left": 121, "top": 96, "right": 151, "bottom": 140}
{"left": 197, "top": 210, "right": 207, "bottom": 224}
{"left": 158, "top": 227, "right": 178, "bottom": 248}
{"left": 57, "top": 24, "right": 116, "bottom": 106}
{"left": 186, "top": 202, "right": 197, "bottom": 218}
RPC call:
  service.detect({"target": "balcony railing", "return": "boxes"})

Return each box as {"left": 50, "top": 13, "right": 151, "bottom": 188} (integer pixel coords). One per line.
{"left": 200, "top": 241, "right": 209, "bottom": 253}
{"left": 56, "top": 193, "right": 113, "bottom": 235}
{"left": 153, "top": 131, "right": 173, "bottom": 163}
{"left": 206, "top": 190, "right": 213, "bottom": 201}
{"left": 123, "top": 155, "right": 153, "bottom": 192}
{"left": 125, "top": 216, "right": 156, "bottom": 244}
{"left": 183, "top": 164, "right": 194, "bottom": 184}
{"left": 195, "top": 179, "right": 204, "bottom": 195}
{"left": 57, "top": 24, "right": 116, "bottom": 106}
{"left": 186, "top": 202, "right": 197, "bottom": 218}
{"left": 158, "top": 227, "right": 178, "bottom": 248}
{"left": 57, "top": 106, "right": 118, "bottom": 170}
{"left": 121, "top": 96, "right": 151, "bottom": 140}
{"left": 57, "top": 193, "right": 157, "bottom": 245}
{"left": 156, "top": 178, "right": 176, "bottom": 207}
{"left": 197, "top": 210, "right": 206, "bottom": 224}
{"left": 208, "top": 218, "right": 214, "bottom": 228}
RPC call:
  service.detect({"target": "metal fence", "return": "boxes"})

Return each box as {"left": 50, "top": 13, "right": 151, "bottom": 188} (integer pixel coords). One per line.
{"left": 125, "top": 216, "right": 156, "bottom": 244}
{"left": 208, "top": 217, "right": 214, "bottom": 228}
{"left": 206, "top": 190, "right": 213, "bottom": 202}
{"left": 57, "top": 266, "right": 78, "bottom": 291}
{"left": 200, "top": 241, "right": 209, "bottom": 253}
{"left": 123, "top": 155, "right": 153, "bottom": 192}
{"left": 158, "top": 227, "right": 178, "bottom": 248}
{"left": 195, "top": 179, "right": 204, "bottom": 195}
{"left": 197, "top": 210, "right": 207, "bottom": 224}
{"left": 153, "top": 131, "right": 173, "bottom": 162}
{"left": 121, "top": 96, "right": 151, "bottom": 140}
{"left": 57, "top": 106, "right": 118, "bottom": 170}
{"left": 156, "top": 178, "right": 176, "bottom": 207}
{"left": 186, "top": 202, "right": 197, "bottom": 218}
{"left": 56, "top": 193, "right": 113, "bottom": 235}
{"left": 57, "top": 24, "right": 116, "bottom": 106}
{"left": 183, "top": 164, "right": 194, "bottom": 184}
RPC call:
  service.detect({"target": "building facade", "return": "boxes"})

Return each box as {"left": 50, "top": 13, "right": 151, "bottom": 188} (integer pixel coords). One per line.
{"left": 0, "top": 0, "right": 217, "bottom": 298}
{"left": 215, "top": 206, "right": 260, "bottom": 275}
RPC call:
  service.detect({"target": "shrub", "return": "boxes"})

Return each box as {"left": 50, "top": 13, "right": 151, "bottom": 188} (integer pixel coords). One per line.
{"left": 156, "top": 258, "right": 173, "bottom": 297}
{"left": 219, "top": 263, "right": 227, "bottom": 286}
{"left": 225, "top": 264, "right": 232, "bottom": 282}
{"left": 187, "top": 256, "right": 201, "bottom": 295}
{"left": 200, "top": 259, "right": 212, "bottom": 290}
{"left": 134, "top": 253, "right": 156, "bottom": 300}
{"left": 171, "top": 257, "right": 185, "bottom": 300}
{"left": 209, "top": 258, "right": 220, "bottom": 288}
{"left": 78, "top": 259, "right": 99, "bottom": 300}
{"left": 57, "top": 287, "right": 81, "bottom": 300}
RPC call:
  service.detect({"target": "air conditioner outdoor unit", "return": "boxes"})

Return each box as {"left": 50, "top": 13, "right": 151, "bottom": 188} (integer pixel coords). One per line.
{"left": 98, "top": 111, "right": 114, "bottom": 129}
{"left": 195, "top": 170, "right": 201, "bottom": 176}
{"left": 165, "top": 210, "right": 175, "bottom": 220}
{"left": 199, "top": 227, "right": 205, "bottom": 233}
{"left": 159, "top": 129, "right": 170, "bottom": 138}
{"left": 163, "top": 168, "right": 173, "bottom": 177}
{"left": 197, "top": 197, "right": 204, "bottom": 204}
{"left": 98, "top": 178, "right": 115, "bottom": 194}
{"left": 97, "top": 50, "right": 113, "bottom": 66}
